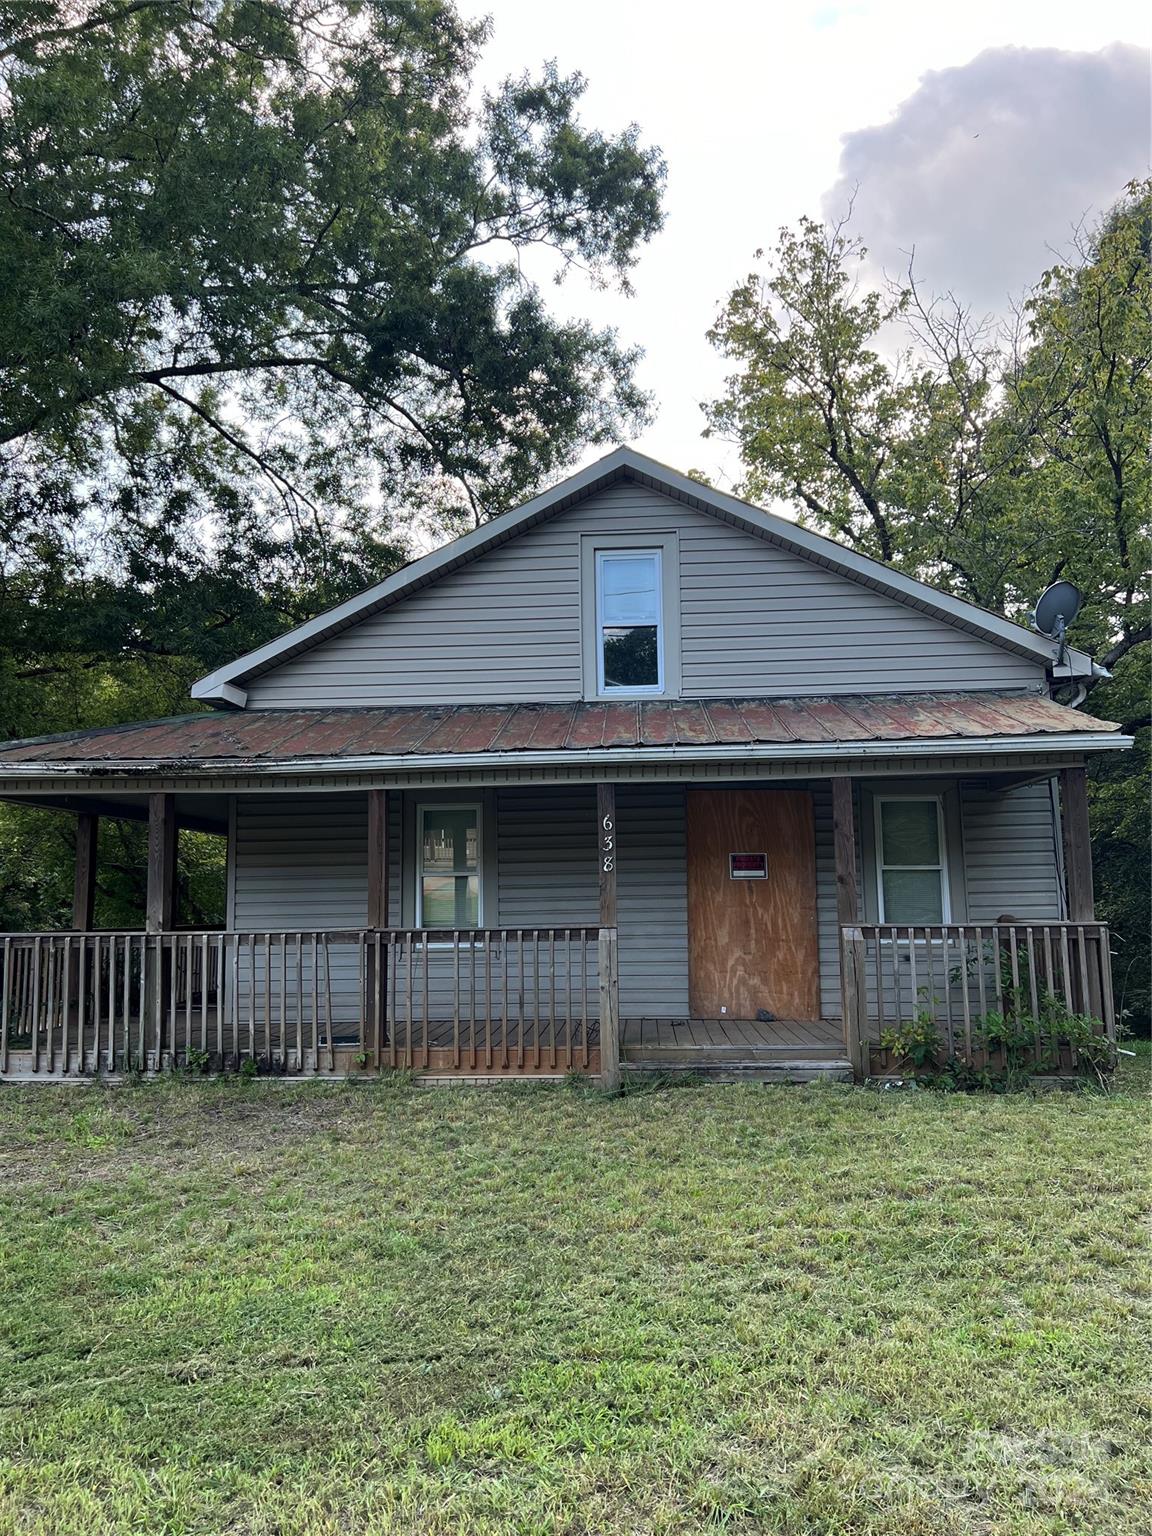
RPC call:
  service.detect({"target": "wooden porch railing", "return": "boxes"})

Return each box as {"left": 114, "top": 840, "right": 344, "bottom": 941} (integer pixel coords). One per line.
{"left": 0, "top": 927, "right": 605, "bottom": 1078}
{"left": 839, "top": 921, "right": 1116, "bottom": 1074}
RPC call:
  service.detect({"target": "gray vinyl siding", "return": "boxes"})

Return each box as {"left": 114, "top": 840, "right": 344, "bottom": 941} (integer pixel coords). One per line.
{"left": 496, "top": 787, "right": 598, "bottom": 928}
{"left": 232, "top": 793, "right": 368, "bottom": 930}
{"left": 232, "top": 793, "right": 368, "bottom": 1026}
{"left": 247, "top": 524, "right": 584, "bottom": 706}
{"left": 616, "top": 784, "right": 690, "bottom": 1018}
{"left": 245, "top": 483, "right": 1044, "bottom": 706}
{"left": 229, "top": 777, "right": 1064, "bottom": 1026}
{"left": 961, "top": 778, "right": 1064, "bottom": 921}
{"left": 495, "top": 784, "right": 688, "bottom": 1017}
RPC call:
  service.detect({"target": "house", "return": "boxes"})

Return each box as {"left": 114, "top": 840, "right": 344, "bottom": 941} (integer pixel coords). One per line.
{"left": 0, "top": 447, "right": 1130, "bottom": 1083}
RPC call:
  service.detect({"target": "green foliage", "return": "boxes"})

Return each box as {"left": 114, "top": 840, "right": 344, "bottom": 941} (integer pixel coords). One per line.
{"left": 879, "top": 1009, "right": 941, "bottom": 1069}
{"left": 0, "top": 1, "right": 665, "bottom": 924}
{"left": 0, "top": 1, "right": 664, "bottom": 523}
{"left": 0, "top": 806, "right": 225, "bottom": 931}
{"left": 707, "top": 182, "right": 1151, "bottom": 1030}
{"left": 878, "top": 993, "right": 1116, "bottom": 1092}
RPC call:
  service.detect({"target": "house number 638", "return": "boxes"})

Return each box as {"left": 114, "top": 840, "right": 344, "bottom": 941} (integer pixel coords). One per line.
{"left": 601, "top": 813, "right": 615, "bottom": 873}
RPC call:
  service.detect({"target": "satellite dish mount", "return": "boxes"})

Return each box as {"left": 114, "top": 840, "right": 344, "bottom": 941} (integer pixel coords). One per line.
{"left": 1032, "top": 581, "right": 1083, "bottom": 667}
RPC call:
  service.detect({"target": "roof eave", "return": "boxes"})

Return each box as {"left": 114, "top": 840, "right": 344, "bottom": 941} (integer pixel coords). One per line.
{"left": 0, "top": 731, "right": 1130, "bottom": 781}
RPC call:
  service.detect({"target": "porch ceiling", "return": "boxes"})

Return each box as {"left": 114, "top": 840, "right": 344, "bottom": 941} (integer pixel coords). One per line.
{"left": 0, "top": 791, "right": 230, "bottom": 833}
{"left": 0, "top": 692, "right": 1121, "bottom": 779}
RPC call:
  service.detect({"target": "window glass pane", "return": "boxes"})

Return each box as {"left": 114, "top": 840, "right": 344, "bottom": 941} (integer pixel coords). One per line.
{"left": 419, "top": 807, "right": 480, "bottom": 928}
{"left": 882, "top": 869, "right": 944, "bottom": 923}
{"left": 600, "top": 554, "right": 660, "bottom": 625}
{"left": 421, "top": 875, "right": 479, "bottom": 928}
{"left": 421, "top": 808, "right": 478, "bottom": 874}
{"left": 602, "top": 626, "right": 659, "bottom": 688}
{"left": 880, "top": 800, "right": 940, "bottom": 865}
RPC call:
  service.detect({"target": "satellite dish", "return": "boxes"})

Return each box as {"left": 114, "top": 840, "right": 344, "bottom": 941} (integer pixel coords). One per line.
{"left": 1033, "top": 580, "right": 1082, "bottom": 664}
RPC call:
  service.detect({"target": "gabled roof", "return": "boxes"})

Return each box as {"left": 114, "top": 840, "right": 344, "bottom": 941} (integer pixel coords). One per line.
{"left": 191, "top": 446, "right": 1092, "bottom": 707}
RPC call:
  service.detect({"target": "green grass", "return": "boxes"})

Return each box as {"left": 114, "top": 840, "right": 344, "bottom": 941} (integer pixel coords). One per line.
{"left": 1, "top": 1056, "right": 1149, "bottom": 1535}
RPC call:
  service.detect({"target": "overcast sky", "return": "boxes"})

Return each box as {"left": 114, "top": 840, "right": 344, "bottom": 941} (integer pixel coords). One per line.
{"left": 459, "top": 0, "right": 1151, "bottom": 490}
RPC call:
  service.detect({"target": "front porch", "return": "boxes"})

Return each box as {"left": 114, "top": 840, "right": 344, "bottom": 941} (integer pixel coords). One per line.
{"left": 0, "top": 923, "right": 851, "bottom": 1082}
{"left": 0, "top": 693, "right": 1125, "bottom": 1085}
{"left": 0, "top": 914, "right": 1117, "bottom": 1083}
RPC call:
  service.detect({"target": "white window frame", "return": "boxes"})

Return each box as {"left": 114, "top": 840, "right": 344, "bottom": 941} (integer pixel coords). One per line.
{"left": 594, "top": 547, "right": 665, "bottom": 697}
{"left": 873, "top": 793, "right": 952, "bottom": 924}
{"left": 414, "top": 800, "right": 484, "bottom": 930}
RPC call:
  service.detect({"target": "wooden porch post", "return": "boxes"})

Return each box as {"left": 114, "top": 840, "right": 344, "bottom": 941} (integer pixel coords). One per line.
{"left": 72, "top": 813, "right": 98, "bottom": 931}
{"left": 597, "top": 782, "right": 621, "bottom": 1091}
{"left": 146, "top": 794, "right": 177, "bottom": 932}
{"left": 366, "top": 788, "right": 389, "bottom": 1066}
{"left": 832, "top": 777, "right": 865, "bottom": 1077}
{"left": 1060, "top": 765, "right": 1094, "bottom": 921}
{"left": 831, "top": 778, "right": 859, "bottom": 927}
{"left": 145, "top": 794, "right": 176, "bottom": 1066}
{"left": 367, "top": 789, "right": 389, "bottom": 928}
{"left": 65, "top": 813, "right": 100, "bottom": 1052}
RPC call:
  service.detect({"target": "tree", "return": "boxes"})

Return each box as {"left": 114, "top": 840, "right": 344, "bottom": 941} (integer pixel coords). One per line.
{"left": 1002, "top": 185, "right": 1151, "bottom": 694}
{"left": 705, "top": 182, "right": 1151, "bottom": 1029}
{"left": 0, "top": 0, "right": 666, "bottom": 927}
{"left": 0, "top": 0, "right": 665, "bottom": 527}
{"left": 1008, "top": 188, "right": 1152, "bottom": 1028}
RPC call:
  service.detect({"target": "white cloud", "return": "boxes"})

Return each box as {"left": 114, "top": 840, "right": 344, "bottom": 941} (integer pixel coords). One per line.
{"left": 459, "top": 2, "right": 1151, "bottom": 485}
{"left": 824, "top": 43, "right": 1151, "bottom": 311}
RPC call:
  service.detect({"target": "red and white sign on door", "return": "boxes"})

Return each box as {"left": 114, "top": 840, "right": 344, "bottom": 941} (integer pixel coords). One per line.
{"left": 729, "top": 852, "right": 768, "bottom": 879}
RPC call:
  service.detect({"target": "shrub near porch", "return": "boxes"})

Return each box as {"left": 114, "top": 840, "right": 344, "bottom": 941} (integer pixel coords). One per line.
{"left": 0, "top": 1070, "right": 1148, "bottom": 1535}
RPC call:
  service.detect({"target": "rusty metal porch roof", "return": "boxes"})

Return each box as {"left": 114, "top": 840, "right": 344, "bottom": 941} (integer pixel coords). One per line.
{"left": 0, "top": 693, "right": 1121, "bottom": 771}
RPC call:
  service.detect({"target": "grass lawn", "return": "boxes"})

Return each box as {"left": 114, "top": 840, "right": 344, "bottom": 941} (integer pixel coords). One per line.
{"left": 1, "top": 1058, "right": 1149, "bottom": 1536}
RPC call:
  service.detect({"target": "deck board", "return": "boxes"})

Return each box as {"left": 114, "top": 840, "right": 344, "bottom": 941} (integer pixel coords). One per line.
{"left": 9, "top": 1010, "right": 848, "bottom": 1074}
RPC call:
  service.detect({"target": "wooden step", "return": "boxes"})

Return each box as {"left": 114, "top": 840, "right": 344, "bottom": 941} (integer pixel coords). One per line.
{"left": 624, "top": 1059, "right": 854, "bottom": 1083}
{"left": 622, "top": 1043, "right": 847, "bottom": 1063}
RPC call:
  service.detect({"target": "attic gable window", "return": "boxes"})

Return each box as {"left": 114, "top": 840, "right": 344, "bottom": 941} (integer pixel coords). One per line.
{"left": 596, "top": 550, "right": 664, "bottom": 694}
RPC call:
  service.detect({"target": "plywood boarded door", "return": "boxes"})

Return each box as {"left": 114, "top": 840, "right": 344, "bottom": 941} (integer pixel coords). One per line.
{"left": 687, "top": 789, "right": 820, "bottom": 1019}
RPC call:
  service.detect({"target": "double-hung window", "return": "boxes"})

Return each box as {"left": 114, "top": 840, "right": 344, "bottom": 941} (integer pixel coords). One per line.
{"left": 416, "top": 804, "right": 482, "bottom": 928}
{"left": 874, "top": 797, "right": 950, "bottom": 923}
{"left": 595, "top": 549, "right": 664, "bottom": 693}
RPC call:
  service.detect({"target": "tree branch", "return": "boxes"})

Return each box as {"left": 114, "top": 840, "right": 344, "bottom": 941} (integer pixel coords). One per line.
{"left": 0, "top": 1, "right": 170, "bottom": 62}
{"left": 152, "top": 380, "right": 324, "bottom": 519}
{"left": 1100, "top": 623, "right": 1151, "bottom": 673}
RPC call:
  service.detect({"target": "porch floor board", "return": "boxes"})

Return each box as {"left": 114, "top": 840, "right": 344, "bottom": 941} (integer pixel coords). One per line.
{"left": 4, "top": 1012, "right": 849, "bottom": 1075}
